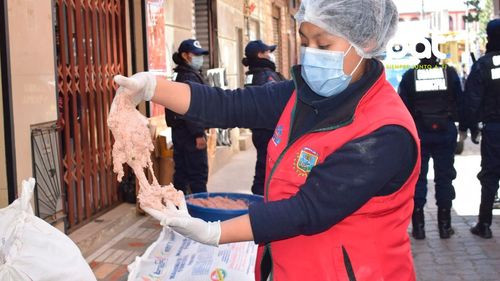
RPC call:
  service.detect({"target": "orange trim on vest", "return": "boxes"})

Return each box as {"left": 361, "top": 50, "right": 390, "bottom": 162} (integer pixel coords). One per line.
{"left": 255, "top": 72, "right": 421, "bottom": 281}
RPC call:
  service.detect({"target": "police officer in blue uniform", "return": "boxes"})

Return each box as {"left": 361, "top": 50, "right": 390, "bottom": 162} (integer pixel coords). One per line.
{"left": 463, "top": 19, "right": 500, "bottom": 239}
{"left": 242, "top": 40, "right": 285, "bottom": 195}
{"left": 165, "top": 39, "right": 209, "bottom": 194}
{"left": 399, "top": 38, "right": 464, "bottom": 240}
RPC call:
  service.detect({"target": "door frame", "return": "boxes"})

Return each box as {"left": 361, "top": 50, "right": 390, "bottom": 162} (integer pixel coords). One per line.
{"left": 0, "top": 0, "right": 17, "bottom": 203}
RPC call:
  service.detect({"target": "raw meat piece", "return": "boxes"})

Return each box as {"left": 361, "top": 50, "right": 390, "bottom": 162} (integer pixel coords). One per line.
{"left": 108, "top": 88, "right": 182, "bottom": 211}
{"left": 187, "top": 196, "right": 249, "bottom": 210}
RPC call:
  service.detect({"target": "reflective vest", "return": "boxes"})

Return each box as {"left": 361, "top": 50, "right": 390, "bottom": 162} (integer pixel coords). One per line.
{"left": 255, "top": 71, "right": 421, "bottom": 281}
{"left": 410, "top": 66, "right": 457, "bottom": 131}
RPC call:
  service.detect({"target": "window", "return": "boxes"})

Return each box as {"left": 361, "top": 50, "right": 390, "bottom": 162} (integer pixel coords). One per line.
{"left": 249, "top": 19, "right": 260, "bottom": 41}
{"left": 272, "top": 5, "right": 282, "bottom": 72}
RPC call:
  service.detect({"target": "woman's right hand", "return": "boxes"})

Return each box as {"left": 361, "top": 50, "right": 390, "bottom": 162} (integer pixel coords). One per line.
{"left": 143, "top": 197, "right": 222, "bottom": 247}
{"left": 113, "top": 72, "right": 157, "bottom": 106}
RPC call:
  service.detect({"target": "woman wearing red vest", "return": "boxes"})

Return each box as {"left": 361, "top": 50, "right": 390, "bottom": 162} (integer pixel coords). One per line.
{"left": 114, "top": 0, "right": 421, "bottom": 280}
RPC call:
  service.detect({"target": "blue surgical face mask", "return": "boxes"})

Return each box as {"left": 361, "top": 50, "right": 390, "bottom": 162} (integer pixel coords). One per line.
{"left": 268, "top": 53, "right": 276, "bottom": 64}
{"left": 190, "top": 55, "right": 204, "bottom": 70}
{"left": 300, "top": 45, "right": 363, "bottom": 97}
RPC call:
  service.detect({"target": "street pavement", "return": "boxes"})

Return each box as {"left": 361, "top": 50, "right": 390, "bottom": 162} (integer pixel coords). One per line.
{"left": 87, "top": 139, "right": 500, "bottom": 281}
{"left": 412, "top": 139, "right": 500, "bottom": 281}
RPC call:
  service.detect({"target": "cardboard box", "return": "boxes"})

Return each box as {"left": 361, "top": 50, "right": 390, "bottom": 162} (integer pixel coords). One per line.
{"left": 156, "top": 134, "right": 173, "bottom": 158}
{"left": 158, "top": 156, "right": 174, "bottom": 185}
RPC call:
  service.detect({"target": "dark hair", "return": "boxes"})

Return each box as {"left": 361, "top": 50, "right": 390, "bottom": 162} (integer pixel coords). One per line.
{"left": 242, "top": 52, "right": 262, "bottom": 66}
{"left": 241, "top": 57, "right": 250, "bottom": 66}
{"left": 172, "top": 52, "right": 188, "bottom": 65}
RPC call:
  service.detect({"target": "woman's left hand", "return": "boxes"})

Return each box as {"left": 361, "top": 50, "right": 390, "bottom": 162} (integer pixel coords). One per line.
{"left": 143, "top": 197, "right": 221, "bottom": 246}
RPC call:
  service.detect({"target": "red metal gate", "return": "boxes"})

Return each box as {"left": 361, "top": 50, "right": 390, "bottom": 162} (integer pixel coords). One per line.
{"left": 54, "top": 0, "right": 126, "bottom": 230}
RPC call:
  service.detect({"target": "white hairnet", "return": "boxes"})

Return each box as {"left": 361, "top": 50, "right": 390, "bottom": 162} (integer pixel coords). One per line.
{"left": 295, "top": 0, "right": 399, "bottom": 58}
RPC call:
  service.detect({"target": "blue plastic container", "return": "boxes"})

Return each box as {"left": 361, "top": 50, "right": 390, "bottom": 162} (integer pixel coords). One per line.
{"left": 185, "top": 192, "right": 263, "bottom": 222}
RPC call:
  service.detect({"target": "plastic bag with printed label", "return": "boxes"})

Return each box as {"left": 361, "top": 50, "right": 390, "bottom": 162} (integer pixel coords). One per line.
{"left": 0, "top": 178, "right": 96, "bottom": 281}
{"left": 127, "top": 227, "right": 257, "bottom": 281}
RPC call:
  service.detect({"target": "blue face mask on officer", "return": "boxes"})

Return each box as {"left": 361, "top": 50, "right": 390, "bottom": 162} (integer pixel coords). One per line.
{"left": 190, "top": 55, "right": 204, "bottom": 70}
{"left": 300, "top": 45, "right": 364, "bottom": 97}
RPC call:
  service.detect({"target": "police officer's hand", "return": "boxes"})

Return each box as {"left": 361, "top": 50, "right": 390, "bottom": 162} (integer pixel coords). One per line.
{"left": 471, "top": 130, "right": 481, "bottom": 145}
{"left": 143, "top": 197, "right": 221, "bottom": 246}
{"left": 196, "top": 136, "right": 207, "bottom": 150}
{"left": 113, "top": 72, "right": 157, "bottom": 106}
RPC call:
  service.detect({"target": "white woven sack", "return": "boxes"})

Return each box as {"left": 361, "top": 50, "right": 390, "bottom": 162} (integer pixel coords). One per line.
{"left": 0, "top": 178, "right": 96, "bottom": 281}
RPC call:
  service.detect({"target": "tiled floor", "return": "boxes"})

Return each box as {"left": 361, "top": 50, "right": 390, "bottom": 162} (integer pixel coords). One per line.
{"left": 87, "top": 219, "right": 162, "bottom": 281}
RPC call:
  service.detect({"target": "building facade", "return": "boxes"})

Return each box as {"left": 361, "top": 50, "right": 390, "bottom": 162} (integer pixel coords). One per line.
{"left": 396, "top": 0, "right": 481, "bottom": 69}
{"left": 0, "top": 0, "right": 300, "bottom": 231}
{"left": 155, "top": 0, "right": 300, "bottom": 87}
{"left": 1, "top": 0, "right": 59, "bottom": 209}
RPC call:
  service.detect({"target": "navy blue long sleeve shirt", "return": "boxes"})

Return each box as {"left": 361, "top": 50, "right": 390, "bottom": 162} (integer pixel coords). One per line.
{"left": 462, "top": 51, "right": 500, "bottom": 131}
{"left": 184, "top": 60, "right": 417, "bottom": 244}
{"left": 463, "top": 61, "right": 484, "bottom": 129}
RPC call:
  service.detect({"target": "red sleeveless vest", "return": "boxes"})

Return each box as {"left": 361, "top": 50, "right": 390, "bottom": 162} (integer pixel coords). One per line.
{"left": 255, "top": 71, "right": 421, "bottom": 281}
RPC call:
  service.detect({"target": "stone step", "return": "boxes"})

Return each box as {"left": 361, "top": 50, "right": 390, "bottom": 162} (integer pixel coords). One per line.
{"left": 69, "top": 203, "right": 142, "bottom": 258}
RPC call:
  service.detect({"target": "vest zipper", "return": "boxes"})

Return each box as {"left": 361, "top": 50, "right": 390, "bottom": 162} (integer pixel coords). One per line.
{"left": 260, "top": 116, "right": 353, "bottom": 281}
{"left": 260, "top": 70, "right": 355, "bottom": 281}
{"left": 261, "top": 105, "right": 297, "bottom": 281}
{"left": 342, "top": 246, "right": 357, "bottom": 281}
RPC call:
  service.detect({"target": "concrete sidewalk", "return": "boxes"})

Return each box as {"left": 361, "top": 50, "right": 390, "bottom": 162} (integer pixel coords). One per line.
{"left": 81, "top": 144, "right": 500, "bottom": 281}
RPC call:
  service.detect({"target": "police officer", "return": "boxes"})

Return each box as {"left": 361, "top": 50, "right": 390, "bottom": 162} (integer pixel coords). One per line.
{"left": 399, "top": 38, "right": 464, "bottom": 239}
{"left": 463, "top": 19, "right": 500, "bottom": 239}
{"left": 165, "top": 39, "right": 209, "bottom": 194}
{"left": 242, "top": 40, "right": 285, "bottom": 195}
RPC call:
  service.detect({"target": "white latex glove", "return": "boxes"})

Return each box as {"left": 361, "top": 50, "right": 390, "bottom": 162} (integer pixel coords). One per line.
{"left": 458, "top": 131, "right": 468, "bottom": 142}
{"left": 143, "top": 198, "right": 221, "bottom": 247}
{"left": 113, "top": 72, "right": 157, "bottom": 106}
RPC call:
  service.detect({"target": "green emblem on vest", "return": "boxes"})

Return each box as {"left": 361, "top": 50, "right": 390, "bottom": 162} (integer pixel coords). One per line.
{"left": 294, "top": 147, "right": 319, "bottom": 176}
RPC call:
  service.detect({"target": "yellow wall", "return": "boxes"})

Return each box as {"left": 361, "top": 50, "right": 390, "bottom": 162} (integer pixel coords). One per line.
{"left": 6, "top": 0, "right": 58, "bottom": 192}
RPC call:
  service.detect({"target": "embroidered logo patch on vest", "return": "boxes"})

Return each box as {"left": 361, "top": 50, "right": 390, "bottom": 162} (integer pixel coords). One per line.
{"left": 272, "top": 125, "right": 283, "bottom": 146}
{"left": 293, "top": 147, "right": 319, "bottom": 176}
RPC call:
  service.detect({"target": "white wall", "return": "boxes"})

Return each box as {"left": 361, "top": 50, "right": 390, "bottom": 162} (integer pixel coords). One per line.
{"left": 217, "top": 0, "right": 245, "bottom": 89}
{"left": 164, "top": 0, "right": 196, "bottom": 78}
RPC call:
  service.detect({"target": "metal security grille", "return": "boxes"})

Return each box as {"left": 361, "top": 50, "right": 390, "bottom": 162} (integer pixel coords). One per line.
{"left": 194, "top": 0, "right": 218, "bottom": 69}
{"left": 54, "top": 0, "right": 126, "bottom": 230}
{"left": 194, "top": 0, "right": 210, "bottom": 71}
{"left": 31, "top": 122, "right": 63, "bottom": 223}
